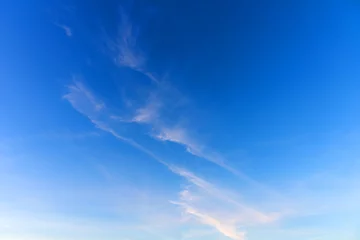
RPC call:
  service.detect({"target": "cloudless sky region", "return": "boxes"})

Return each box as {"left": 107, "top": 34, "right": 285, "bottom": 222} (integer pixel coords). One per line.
{"left": 1, "top": 0, "right": 360, "bottom": 239}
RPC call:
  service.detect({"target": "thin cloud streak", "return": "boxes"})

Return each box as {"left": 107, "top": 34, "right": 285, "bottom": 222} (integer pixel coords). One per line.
{"left": 64, "top": 78, "right": 189, "bottom": 171}
{"left": 106, "top": 6, "right": 284, "bottom": 202}
{"left": 55, "top": 23, "right": 72, "bottom": 37}
{"left": 105, "top": 9, "right": 258, "bottom": 179}
{"left": 173, "top": 198, "right": 246, "bottom": 240}
{"left": 169, "top": 166, "right": 281, "bottom": 224}
{"left": 64, "top": 79, "right": 168, "bottom": 167}
{"left": 63, "top": 80, "right": 105, "bottom": 113}
{"left": 106, "top": 7, "right": 160, "bottom": 85}
{"left": 131, "top": 95, "right": 162, "bottom": 124}
{"left": 168, "top": 167, "right": 281, "bottom": 240}
{"left": 154, "top": 125, "right": 277, "bottom": 196}
{"left": 115, "top": 7, "right": 144, "bottom": 70}
{"left": 109, "top": 9, "right": 232, "bottom": 170}
{"left": 63, "top": 78, "right": 284, "bottom": 240}
{"left": 63, "top": 8, "right": 287, "bottom": 240}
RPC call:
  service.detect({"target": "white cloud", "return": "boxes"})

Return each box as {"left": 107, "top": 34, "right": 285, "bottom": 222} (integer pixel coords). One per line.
{"left": 64, "top": 78, "right": 170, "bottom": 168}
{"left": 104, "top": 7, "right": 239, "bottom": 175}
{"left": 153, "top": 126, "right": 235, "bottom": 171}
{"left": 55, "top": 23, "right": 72, "bottom": 37}
{"left": 131, "top": 96, "right": 162, "bottom": 124}
{"left": 167, "top": 167, "right": 281, "bottom": 240}
{"left": 105, "top": 7, "right": 150, "bottom": 78}
{"left": 154, "top": 125, "right": 272, "bottom": 193}
{"left": 132, "top": 106, "right": 156, "bottom": 123}
{"left": 63, "top": 79, "right": 105, "bottom": 116}
{"left": 173, "top": 197, "right": 246, "bottom": 240}
{"left": 103, "top": 6, "right": 283, "bottom": 206}
{"left": 155, "top": 126, "right": 203, "bottom": 155}
{"left": 62, "top": 7, "right": 292, "bottom": 240}
{"left": 63, "top": 78, "right": 284, "bottom": 240}
{"left": 169, "top": 166, "right": 281, "bottom": 222}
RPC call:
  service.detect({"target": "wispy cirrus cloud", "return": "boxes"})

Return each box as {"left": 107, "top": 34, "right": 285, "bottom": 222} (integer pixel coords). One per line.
{"left": 63, "top": 78, "right": 221, "bottom": 180}
{"left": 63, "top": 79, "right": 105, "bottom": 114}
{"left": 130, "top": 93, "right": 162, "bottom": 124}
{"left": 168, "top": 166, "right": 283, "bottom": 220}
{"left": 55, "top": 23, "right": 72, "bottom": 37}
{"left": 154, "top": 126, "right": 203, "bottom": 156}
{"left": 105, "top": 8, "right": 265, "bottom": 184}
{"left": 106, "top": 7, "right": 152, "bottom": 80}
{"left": 134, "top": 107, "right": 275, "bottom": 195}
{"left": 113, "top": 11, "right": 288, "bottom": 208}
{"left": 175, "top": 202, "right": 246, "bottom": 240}
{"left": 167, "top": 167, "right": 282, "bottom": 240}
{"left": 64, "top": 79, "right": 167, "bottom": 166}
{"left": 63, "top": 77, "right": 285, "bottom": 239}
{"left": 62, "top": 7, "right": 288, "bottom": 240}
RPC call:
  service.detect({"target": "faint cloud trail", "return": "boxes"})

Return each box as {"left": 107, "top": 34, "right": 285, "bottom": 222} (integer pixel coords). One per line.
{"left": 62, "top": 7, "right": 289, "bottom": 240}
{"left": 105, "top": 6, "right": 285, "bottom": 201}
{"left": 107, "top": 7, "right": 243, "bottom": 174}
{"left": 64, "top": 79, "right": 167, "bottom": 167}
{"left": 63, "top": 78, "right": 284, "bottom": 240}
{"left": 54, "top": 23, "right": 72, "bottom": 37}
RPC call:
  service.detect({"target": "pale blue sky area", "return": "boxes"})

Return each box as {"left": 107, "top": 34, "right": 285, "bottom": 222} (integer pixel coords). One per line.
{"left": 1, "top": 0, "right": 360, "bottom": 239}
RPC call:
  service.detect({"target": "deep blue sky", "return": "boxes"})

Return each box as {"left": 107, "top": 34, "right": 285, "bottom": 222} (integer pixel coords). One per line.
{"left": 1, "top": 1, "right": 360, "bottom": 240}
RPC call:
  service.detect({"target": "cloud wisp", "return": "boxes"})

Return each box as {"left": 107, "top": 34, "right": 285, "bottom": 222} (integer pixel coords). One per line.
{"left": 168, "top": 167, "right": 281, "bottom": 240}
{"left": 64, "top": 78, "right": 169, "bottom": 167}
{"left": 63, "top": 7, "right": 288, "bottom": 240}
{"left": 107, "top": 8, "right": 242, "bottom": 175}
{"left": 105, "top": 7, "right": 162, "bottom": 85}
{"left": 63, "top": 78, "right": 229, "bottom": 181}
{"left": 105, "top": 8, "right": 272, "bottom": 190}
{"left": 63, "top": 78, "right": 285, "bottom": 239}
{"left": 55, "top": 23, "right": 72, "bottom": 37}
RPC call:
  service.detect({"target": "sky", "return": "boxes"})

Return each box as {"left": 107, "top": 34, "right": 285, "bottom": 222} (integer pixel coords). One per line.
{"left": 1, "top": 0, "right": 360, "bottom": 239}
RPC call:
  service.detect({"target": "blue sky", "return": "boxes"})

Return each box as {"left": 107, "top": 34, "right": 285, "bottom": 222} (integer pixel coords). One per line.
{"left": 1, "top": 0, "right": 360, "bottom": 239}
